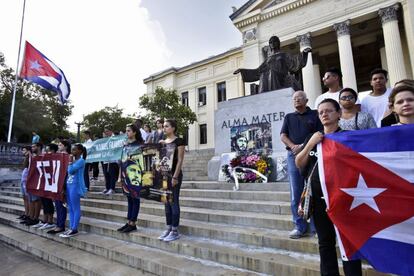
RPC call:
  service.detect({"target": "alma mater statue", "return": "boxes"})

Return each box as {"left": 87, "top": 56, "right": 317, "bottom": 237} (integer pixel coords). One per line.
{"left": 234, "top": 35, "right": 311, "bottom": 92}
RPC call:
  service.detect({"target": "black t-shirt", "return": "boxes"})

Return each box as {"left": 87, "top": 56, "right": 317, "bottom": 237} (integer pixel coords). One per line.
{"left": 165, "top": 137, "right": 185, "bottom": 175}
{"left": 280, "top": 107, "right": 323, "bottom": 146}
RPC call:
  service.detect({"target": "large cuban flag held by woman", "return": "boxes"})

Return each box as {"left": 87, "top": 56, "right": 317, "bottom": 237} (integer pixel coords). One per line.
{"left": 317, "top": 125, "right": 414, "bottom": 276}
{"left": 20, "top": 41, "right": 70, "bottom": 104}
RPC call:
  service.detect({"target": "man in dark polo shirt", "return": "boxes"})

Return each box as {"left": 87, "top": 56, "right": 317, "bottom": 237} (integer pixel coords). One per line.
{"left": 280, "top": 91, "right": 323, "bottom": 239}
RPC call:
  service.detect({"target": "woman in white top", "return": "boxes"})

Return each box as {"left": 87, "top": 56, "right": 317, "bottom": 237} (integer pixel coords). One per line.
{"left": 338, "top": 88, "right": 377, "bottom": 130}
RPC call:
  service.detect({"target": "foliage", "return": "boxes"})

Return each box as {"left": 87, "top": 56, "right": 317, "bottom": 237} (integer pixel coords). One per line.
{"left": 222, "top": 153, "right": 273, "bottom": 183}
{"left": 82, "top": 105, "right": 135, "bottom": 138}
{"left": 139, "top": 87, "right": 197, "bottom": 135}
{"left": 0, "top": 52, "right": 73, "bottom": 143}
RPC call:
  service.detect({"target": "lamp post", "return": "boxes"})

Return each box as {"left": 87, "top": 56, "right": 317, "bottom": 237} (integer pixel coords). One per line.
{"left": 74, "top": 122, "right": 84, "bottom": 142}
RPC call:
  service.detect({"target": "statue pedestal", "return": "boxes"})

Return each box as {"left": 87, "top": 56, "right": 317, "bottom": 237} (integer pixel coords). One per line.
{"left": 208, "top": 88, "right": 295, "bottom": 181}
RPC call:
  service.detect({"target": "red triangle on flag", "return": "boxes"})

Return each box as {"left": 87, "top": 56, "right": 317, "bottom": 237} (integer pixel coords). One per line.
{"left": 321, "top": 138, "right": 414, "bottom": 257}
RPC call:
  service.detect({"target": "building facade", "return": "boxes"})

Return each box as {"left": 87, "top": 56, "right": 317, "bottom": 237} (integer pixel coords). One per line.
{"left": 144, "top": 0, "right": 414, "bottom": 152}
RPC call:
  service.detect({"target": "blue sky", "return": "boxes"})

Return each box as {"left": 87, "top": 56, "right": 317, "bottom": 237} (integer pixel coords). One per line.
{"left": 0, "top": 0, "right": 247, "bottom": 130}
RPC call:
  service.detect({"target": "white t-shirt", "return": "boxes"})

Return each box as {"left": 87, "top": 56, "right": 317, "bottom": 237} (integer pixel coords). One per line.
{"left": 314, "top": 90, "right": 361, "bottom": 109}
{"left": 361, "top": 88, "right": 392, "bottom": 127}
{"left": 140, "top": 128, "right": 148, "bottom": 141}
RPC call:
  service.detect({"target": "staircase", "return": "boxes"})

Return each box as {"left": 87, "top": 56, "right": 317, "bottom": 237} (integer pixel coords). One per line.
{"left": 0, "top": 178, "right": 385, "bottom": 275}
{"left": 181, "top": 149, "right": 214, "bottom": 181}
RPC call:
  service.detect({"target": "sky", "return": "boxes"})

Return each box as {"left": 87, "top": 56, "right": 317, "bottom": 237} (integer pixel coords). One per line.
{"left": 0, "top": 0, "right": 246, "bottom": 131}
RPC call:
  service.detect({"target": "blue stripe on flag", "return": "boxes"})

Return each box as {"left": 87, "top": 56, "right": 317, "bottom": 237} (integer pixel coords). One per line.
{"left": 326, "top": 125, "right": 414, "bottom": 152}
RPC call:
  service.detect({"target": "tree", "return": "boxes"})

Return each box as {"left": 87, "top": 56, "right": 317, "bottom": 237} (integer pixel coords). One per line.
{"left": 82, "top": 106, "right": 134, "bottom": 138}
{"left": 0, "top": 52, "right": 73, "bottom": 143}
{"left": 139, "top": 87, "right": 197, "bottom": 135}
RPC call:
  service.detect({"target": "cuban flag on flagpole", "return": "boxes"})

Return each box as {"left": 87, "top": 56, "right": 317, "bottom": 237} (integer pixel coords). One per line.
{"left": 20, "top": 41, "right": 70, "bottom": 104}
{"left": 317, "top": 125, "right": 414, "bottom": 276}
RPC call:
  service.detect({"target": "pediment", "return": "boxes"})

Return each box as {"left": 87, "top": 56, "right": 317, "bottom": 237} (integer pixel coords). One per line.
{"left": 230, "top": 0, "right": 288, "bottom": 21}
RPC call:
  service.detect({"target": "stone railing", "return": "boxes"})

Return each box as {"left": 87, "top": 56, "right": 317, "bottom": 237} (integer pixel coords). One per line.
{"left": 0, "top": 142, "right": 26, "bottom": 166}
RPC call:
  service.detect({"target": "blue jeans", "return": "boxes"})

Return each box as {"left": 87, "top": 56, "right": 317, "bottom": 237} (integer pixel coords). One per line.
{"left": 287, "top": 151, "right": 308, "bottom": 233}
{"left": 54, "top": 200, "right": 67, "bottom": 229}
{"left": 66, "top": 183, "right": 81, "bottom": 231}
{"left": 165, "top": 177, "right": 181, "bottom": 227}
{"left": 127, "top": 196, "right": 140, "bottom": 222}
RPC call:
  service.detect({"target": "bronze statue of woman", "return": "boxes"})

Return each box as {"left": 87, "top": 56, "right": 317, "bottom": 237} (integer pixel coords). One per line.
{"left": 234, "top": 36, "right": 311, "bottom": 93}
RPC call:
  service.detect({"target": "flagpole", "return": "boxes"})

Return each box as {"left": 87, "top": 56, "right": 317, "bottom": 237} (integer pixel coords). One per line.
{"left": 7, "top": 0, "right": 27, "bottom": 143}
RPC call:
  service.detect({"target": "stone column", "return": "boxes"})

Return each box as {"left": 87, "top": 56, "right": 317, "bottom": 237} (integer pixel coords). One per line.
{"left": 379, "top": 4, "right": 407, "bottom": 86}
{"left": 333, "top": 20, "right": 358, "bottom": 90}
{"left": 296, "top": 33, "right": 318, "bottom": 106}
{"left": 312, "top": 55, "right": 323, "bottom": 98}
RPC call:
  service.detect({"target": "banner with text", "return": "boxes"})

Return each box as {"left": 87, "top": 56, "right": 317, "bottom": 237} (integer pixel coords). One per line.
{"left": 26, "top": 153, "right": 70, "bottom": 201}
{"left": 84, "top": 135, "right": 126, "bottom": 163}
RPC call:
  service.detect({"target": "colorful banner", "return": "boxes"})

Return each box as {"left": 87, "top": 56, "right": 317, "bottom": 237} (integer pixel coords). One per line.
{"left": 26, "top": 153, "right": 70, "bottom": 201}
{"left": 84, "top": 134, "right": 126, "bottom": 163}
{"left": 120, "top": 143, "right": 174, "bottom": 202}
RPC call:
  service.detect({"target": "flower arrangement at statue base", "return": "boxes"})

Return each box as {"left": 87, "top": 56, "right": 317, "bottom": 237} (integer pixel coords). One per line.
{"left": 222, "top": 153, "right": 273, "bottom": 183}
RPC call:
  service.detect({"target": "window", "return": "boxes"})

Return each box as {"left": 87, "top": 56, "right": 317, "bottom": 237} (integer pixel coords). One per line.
{"left": 183, "top": 128, "right": 189, "bottom": 146}
{"left": 199, "top": 124, "right": 207, "bottom": 144}
{"left": 181, "top": 91, "right": 189, "bottom": 106}
{"left": 198, "top": 87, "right": 206, "bottom": 106}
{"left": 250, "top": 83, "right": 259, "bottom": 95}
{"left": 217, "top": 82, "right": 226, "bottom": 102}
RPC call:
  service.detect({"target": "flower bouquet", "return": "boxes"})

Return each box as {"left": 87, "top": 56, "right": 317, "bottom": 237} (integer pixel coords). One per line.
{"left": 222, "top": 153, "right": 273, "bottom": 183}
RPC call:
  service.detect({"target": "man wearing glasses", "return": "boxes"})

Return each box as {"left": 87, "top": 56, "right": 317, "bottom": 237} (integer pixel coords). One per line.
{"left": 314, "top": 67, "right": 360, "bottom": 108}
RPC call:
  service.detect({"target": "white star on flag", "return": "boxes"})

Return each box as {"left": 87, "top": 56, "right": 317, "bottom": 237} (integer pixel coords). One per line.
{"left": 29, "top": 60, "right": 41, "bottom": 70}
{"left": 341, "top": 174, "right": 386, "bottom": 213}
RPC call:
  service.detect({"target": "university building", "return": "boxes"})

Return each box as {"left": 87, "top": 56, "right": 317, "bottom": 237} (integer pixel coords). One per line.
{"left": 144, "top": 0, "right": 414, "bottom": 154}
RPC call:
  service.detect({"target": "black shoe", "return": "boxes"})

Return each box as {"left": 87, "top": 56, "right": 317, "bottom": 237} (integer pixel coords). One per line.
{"left": 121, "top": 225, "right": 137, "bottom": 233}
{"left": 17, "top": 214, "right": 26, "bottom": 220}
{"left": 19, "top": 218, "right": 29, "bottom": 224}
{"left": 47, "top": 228, "right": 65, "bottom": 234}
{"left": 25, "top": 219, "right": 39, "bottom": 226}
{"left": 117, "top": 223, "right": 129, "bottom": 232}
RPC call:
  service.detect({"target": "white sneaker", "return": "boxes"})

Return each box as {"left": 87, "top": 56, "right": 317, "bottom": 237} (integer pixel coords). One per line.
{"left": 31, "top": 221, "right": 45, "bottom": 228}
{"left": 158, "top": 229, "right": 171, "bottom": 240}
{"left": 39, "top": 223, "right": 56, "bottom": 230}
{"left": 59, "top": 229, "right": 74, "bottom": 238}
{"left": 105, "top": 189, "right": 114, "bottom": 195}
{"left": 101, "top": 189, "right": 108, "bottom": 194}
{"left": 163, "top": 230, "right": 180, "bottom": 242}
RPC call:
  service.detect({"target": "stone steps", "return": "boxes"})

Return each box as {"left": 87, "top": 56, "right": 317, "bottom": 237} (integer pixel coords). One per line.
{"left": 0, "top": 223, "right": 150, "bottom": 276}
{"left": 0, "top": 180, "right": 385, "bottom": 275}
{"left": 0, "top": 190, "right": 292, "bottom": 215}
{"left": 0, "top": 201, "right": 320, "bottom": 256}
{"left": 0, "top": 216, "right": 265, "bottom": 276}
{"left": 0, "top": 194, "right": 293, "bottom": 232}
{"left": 0, "top": 211, "right": 325, "bottom": 276}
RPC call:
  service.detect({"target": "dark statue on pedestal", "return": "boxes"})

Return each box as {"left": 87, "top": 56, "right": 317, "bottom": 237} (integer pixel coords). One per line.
{"left": 234, "top": 36, "right": 311, "bottom": 92}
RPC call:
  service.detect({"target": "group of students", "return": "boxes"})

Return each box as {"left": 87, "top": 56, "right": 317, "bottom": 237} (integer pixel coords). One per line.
{"left": 18, "top": 118, "right": 186, "bottom": 242}
{"left": 291, "top": 70, "right": 414, "bottom": 275}
{"left": 115, "top": 119, "right": 185, "bottom": 242}
{"left": 18, "top": 139, "right": 88, "bottom": 238}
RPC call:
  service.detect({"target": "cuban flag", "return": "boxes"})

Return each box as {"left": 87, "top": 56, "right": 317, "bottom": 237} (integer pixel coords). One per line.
{"left": 20, "top": 41, "right": 70, "bottom": 104}
{"left": 317, "top": 125, "right": 414, "bottom": 276}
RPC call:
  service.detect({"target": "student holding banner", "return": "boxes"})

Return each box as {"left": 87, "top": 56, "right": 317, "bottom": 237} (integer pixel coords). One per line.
{"left": 117, "top": 124, "right": 144, "bottom": 233}
{"left": 48, "top": 140, "right": 71, "bottom": 234}
{"left": 17, "top": 146, "right": 32, "bottom": 222}
{"left": 60, "top": 144, "right": 87, "bottom": 238}
{"left": 158, "top": 119, "right": 185, "bottom": 242}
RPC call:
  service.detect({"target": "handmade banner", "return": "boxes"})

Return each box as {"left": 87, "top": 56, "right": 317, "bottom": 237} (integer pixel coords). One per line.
{"left": 26, "top": 153, "right": 70, "bottom": 201}
{"left": 84, "top": 134, "right": 126, "bottom": 163}
{"left": 317, "top": 125, "right": 414, "bottom": 276}
{"left": 120, "top": 143, "right": 174, "bottom": 202}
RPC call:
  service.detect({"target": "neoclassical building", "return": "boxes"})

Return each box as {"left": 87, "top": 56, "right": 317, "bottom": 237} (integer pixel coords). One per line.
{"left": 144, "top": 0, "right": 414, "bottom": 152}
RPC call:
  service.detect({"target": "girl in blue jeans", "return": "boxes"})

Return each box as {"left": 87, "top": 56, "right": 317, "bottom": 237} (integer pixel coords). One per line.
{"left": 157, "top": 119, "right": 185, "bottom": 242}
{"left": 60, "top": 144, "right": 87, "bottom": 238}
